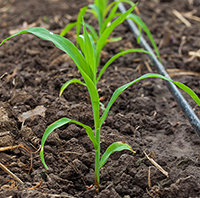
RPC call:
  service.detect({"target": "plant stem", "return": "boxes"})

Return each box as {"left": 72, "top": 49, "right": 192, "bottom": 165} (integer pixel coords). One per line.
{"left": 94, "top": 128, "right": 100, "bottom": 191}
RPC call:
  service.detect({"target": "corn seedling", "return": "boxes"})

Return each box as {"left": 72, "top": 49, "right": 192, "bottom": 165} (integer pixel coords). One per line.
{"left": 60, "top": 0, "right": 161, "bottom": 61}
{"left": 1, "top": 6, "right": 200, "bottom": 192}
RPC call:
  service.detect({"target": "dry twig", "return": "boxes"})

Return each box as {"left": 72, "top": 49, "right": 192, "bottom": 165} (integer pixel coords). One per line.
{"left": 146, "top": 188, "right": 156, "bottom": 198}
{"left": 144, "top": 151, "right": 169, "bottom": 177}
{"left": 0, "top": 131, "right": 10, "bottom": 137}
{"left": 144, "top": 61, "right": 153, "bottom": 72}
{"left": 0, "top": 162, "right": 23, "bottom": 184}
{"left": 178, "top": 36, "right": 186, "bottom": 55}
{"left": 167, "top": 68, "right": 200, "bottom": 78}
{"left": 0, "top": 72, "right": 8, "bottom": 80}
{"left": 185, "top": 49, "right": 200, "bottom": 63}
{"left": 182, "top": 9, "right": 200, "bottom": 22}
{"left": 148, "top": 167, "right": 152, "bottom": 188}
{"left": 133, "top": 126, "right": 140, "bottom": 139}
{"left": 188, "top": 50, "right": 200, "bottom": 58}
{"left": 172, "top": 9, "right": 191, "bottom": 27}
{"left": 0, "top": 144, "right": 33, "bottom": 172}
{"left": 29, "top": 178, "right": 43, "bottom": 190}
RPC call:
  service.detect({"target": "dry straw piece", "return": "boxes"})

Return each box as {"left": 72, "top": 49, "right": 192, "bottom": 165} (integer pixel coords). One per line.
{"left": 172, "top": 9, "right": 191, "bottom": 27}
{"left": 144, "top": 151, "right": 169, "bottom": 178}
{"left": 0, "top": 162, "right": 23, "bottom": 184}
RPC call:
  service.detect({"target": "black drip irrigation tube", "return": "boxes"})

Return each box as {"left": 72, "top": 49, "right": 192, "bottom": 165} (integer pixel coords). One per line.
{"left": 117, "top": 2, "right": 200, "bottom": 137}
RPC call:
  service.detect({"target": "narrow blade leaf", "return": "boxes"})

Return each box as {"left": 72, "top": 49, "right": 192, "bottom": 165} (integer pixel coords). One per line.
{"left": 40, "top": 118, "right": 97, "bottom": 169}
{"left": 76, "top": 6, "right": 88, "bottom": 45}
{"left": 96, "top": 4, "right": 137, "bottom": 65}
{"left": 83, "top": 22, "right": 97, "bottom": 82}
{"left": 60, "top": 22, "right": 77, "bottom": 37}
{"left": 0, "top": 27, "right": 90, "bottom": 76}
{"left": 89, "top": 4, "right": 103, "bottom": 31}
{"left": 99, "top": 142, "right": 135, "bottom": 168}
{"left": 99, "top": 73, "right": 200, "bottom": 127}
{"left": 128, "top": 13, "right": 161, "bottom": 61}
{"left": 97, "top": 49, "right": 152, "bottom": 83}
{"left": 85, "top": 23, "right": 98, "bottom": 42}
{"left": 107, "top": 36, "right": 122, "bottom": 42}
{"left": 0, "top": 27, "right": 100, "bottom": 124}
{"left": 101, "top": 2, "right": 119, "bottom": 34}
{"left": 77, "top": 35, "right": 85, "bottom": 54}
{"left": 59, "top": 79, "right": 86, "bottom": 97}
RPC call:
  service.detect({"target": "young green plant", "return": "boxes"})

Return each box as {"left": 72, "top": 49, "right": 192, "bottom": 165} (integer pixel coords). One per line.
{"left": 60, "top": 0, "right": 161, "bottom": 61}
{"left": 1, "top": 6, "right": 200, "bottom": 192}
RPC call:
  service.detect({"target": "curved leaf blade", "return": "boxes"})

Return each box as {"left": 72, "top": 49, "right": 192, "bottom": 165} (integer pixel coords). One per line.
{"left": 104, "top": 0, "right": 135, "bottom": 18}
{"left": 99, "top": 73, "right": 200, "bottom": 127}
{"left": 107, "top": 36, "right": 122, "bottom": 43}
{"left": 0, "top": 27, "right": 90, "bottom": 76}
{"left": 60, "top": 6, "right": 88, "bottom": 38}
{"left": 77, "top": 35, "right": 85, "bottom": 54}
{"left": 97, "top": 49, "right": 152, "bottom": 83}
{"left": 59, "top": 79, "right": 86, "bottom": 97}
{"left": 101, "top": 2, "right": 119, "bottom": 34}
{"left": 76, "top": 6, "right": 88, "bottom": 43}
{"left": 85, "top": 23, "right": 98, "bottom": 42}
{"left": 96, "top": 4, "right": 137, "bottom": 65}
{"left": 128, "top": 13, "right": 161, "bottom": 61}
{"left": 99, "top": 142, "right": 135, "bottom": 168}
{"left": 104, "top": 1, "right": 116, "bottom": 18}
{"left": 0, "top": 27, "right": 100, "bottom": 123}
{"left": 83, "top": 22, "right": 97, "bottom": 82}
{"left": 40, "top": 118, "right": 97, "bottom": 169}
{"left": 60, "top": 22, "right": 77, "bottom": 37}
{"left": 95, "top": 0, "right": 108, "bottom": 16}
{"left": 89, "top": 4, "right": 103, "bottom": 31}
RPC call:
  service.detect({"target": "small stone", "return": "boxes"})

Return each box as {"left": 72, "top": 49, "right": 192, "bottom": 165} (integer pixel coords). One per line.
{"left": 124, "top": 196, "right": 130, "bottom": 198}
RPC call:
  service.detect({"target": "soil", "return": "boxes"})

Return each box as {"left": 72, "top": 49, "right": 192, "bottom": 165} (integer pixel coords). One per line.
{"left": 0, "top": 0, "right": 200, "bottom": 197}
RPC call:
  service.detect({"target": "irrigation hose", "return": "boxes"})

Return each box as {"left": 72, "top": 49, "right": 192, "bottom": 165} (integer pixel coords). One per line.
{"left": 117, "top": 2, "right": 200, "bottom": 137}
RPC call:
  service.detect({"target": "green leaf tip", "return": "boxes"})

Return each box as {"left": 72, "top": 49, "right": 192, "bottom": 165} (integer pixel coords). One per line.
{"left": 99, "top": 141, "right": 135, "bottom": 168}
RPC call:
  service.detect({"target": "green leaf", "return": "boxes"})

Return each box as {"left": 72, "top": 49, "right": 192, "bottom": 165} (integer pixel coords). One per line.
{"left": 0, "top": 27, "right": 100, "bottom": 131}
{"left": 96, "top": 4, "right": 137, "bottom": 66}
{"left": 95, "top": 0, "right": 107, "bottom": 20}
{"left": 99, "top": 142, "right": 135, "bottom": 168}
{"left": 101, "top": 2, "right": 119, "bottom": 34}
{"left": 40, "top": 118, "right": 97, "bottom": 169}
{"left": 76, "top": 6, "right": 88, "bottom": 45}
{"left": 60, "top": 22, "right": 77, "bottom": 37}
{"left": 83, "top": 21, "right": 97, "bottom": 83}
{"left": 89, "top": 4, "right": 103, "bottom": 32}
{"left": 102, "top": 0, "right": 136, "bottom": 33}
{"left": 118, "top": 0, "right": 135, "bottom": 7}
{"left": 0, "top": 27, "right": 90, "bottom": 76}
{"left": 128, "top": 13, "right": 161, "bottom": 61}
{"left": 99, "top": 73, "right": 200, "bottom": 127}
{"left": 104, "top": 1, "right": 116, "bottom": 18}
{"left": 107, "top": 36, "right": 122, "bottom": 43}
{"left": 97, "top": 49, "right": 152, "bottom": 83}
{"left": 85, "top": 23, "right": 98, "bottom": 42}
{"left": 59, "top": 78, "right": 86, "bottom": 97}
{"left": 77, "top": 35, "right": 85, "bottom": 54}
{"left": 60, "top": 6, "right": 88, "bottom": 42}
{"left": 104, "top": 0, "right": 135, "bottom": 18}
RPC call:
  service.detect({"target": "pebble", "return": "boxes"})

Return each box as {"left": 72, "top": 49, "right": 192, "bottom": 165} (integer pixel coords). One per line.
{"left": 123, "top": 196, "right": 130, "bottom": 198}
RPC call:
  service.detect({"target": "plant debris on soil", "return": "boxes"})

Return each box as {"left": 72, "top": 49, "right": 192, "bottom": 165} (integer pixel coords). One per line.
{"left": 0, "top": 0, "right": 200, "bottom": 197}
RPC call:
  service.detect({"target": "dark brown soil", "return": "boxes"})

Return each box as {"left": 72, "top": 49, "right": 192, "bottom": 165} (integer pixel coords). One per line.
{"left": 0, "top": 0, "right": 200, "bottom": 197}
